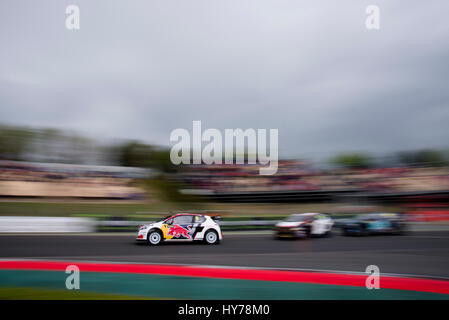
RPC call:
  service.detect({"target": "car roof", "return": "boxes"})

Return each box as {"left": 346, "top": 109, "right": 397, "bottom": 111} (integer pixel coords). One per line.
{"left": 292, "top": 213, "right": 319, "bottom": 216}
{"left": 166, "top": 213, "right": 205, "bottom": 219}
{"left": 357, "top": 213, "right": 398, "bottom": 219}
{"left": 376, "top": 213, "right": 399, "bottom": 217}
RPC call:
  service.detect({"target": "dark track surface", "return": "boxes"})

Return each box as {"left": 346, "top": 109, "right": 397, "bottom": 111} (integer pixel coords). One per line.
{"left": 1, "top": 231, "right": 449, "bottom": 278}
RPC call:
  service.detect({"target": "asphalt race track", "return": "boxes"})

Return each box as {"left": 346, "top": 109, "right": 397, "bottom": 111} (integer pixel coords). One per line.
{"left": 1, "top": 230, "right": 449, "bottom": 278}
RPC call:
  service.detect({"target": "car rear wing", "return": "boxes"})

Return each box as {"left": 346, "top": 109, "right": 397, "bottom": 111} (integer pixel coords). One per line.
{"left": 212, "top": 215, "right": 222, "bottom": 221}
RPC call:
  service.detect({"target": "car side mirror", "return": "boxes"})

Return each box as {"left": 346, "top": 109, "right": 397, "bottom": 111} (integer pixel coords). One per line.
{"left": 166, "top": 219, "right": 173, "bottom": 225}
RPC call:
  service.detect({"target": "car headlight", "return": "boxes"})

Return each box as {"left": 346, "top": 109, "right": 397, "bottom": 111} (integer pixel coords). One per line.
{"left": 138, "top": 225, "right": 147, "bottom": 231}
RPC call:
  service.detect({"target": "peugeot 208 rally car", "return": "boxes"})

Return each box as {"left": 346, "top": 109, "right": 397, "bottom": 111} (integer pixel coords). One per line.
{"left": 274, "top": 213, "right": 333, "bottom": 239}
{"left": 136, "top": 213, "right": 222, "bottom": 245}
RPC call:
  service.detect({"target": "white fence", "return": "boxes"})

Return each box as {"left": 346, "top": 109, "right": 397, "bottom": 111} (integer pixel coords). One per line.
{"left": 0, "top": 216, "right": 95, "bottom": 233}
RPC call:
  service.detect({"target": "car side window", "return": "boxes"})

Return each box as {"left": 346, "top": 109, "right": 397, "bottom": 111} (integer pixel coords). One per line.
{"left": 173, "top": 215, "right": 193, "bottom": 224}
{"left": 195, "top": 215, "right": 206, "bottom": 223}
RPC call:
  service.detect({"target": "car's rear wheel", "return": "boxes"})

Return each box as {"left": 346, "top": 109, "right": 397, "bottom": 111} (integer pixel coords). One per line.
{"left": 305, "top": 226, "right": 311, "bottom": 238}
{"left": 204, "top": 230, "right": 219, "bottom": 244}
{"left": 392, "top": 222, "right": 405, "bottom": 235}
{"left": 341, "top": 227, "right": 351, "bottom": 236}
{"left": 359, "top": 223, "right": 368, "bottom": 236}
{"left": 147, "top": 229, "right": 162, "bottom": 245}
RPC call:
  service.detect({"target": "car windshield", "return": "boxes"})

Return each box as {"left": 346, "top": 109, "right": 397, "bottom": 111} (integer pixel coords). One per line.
{"left": 285, "top": 215, "right": 312, "bottom": 222}
{"left": 355, "top": 214, "right": 378, "bottom": 220}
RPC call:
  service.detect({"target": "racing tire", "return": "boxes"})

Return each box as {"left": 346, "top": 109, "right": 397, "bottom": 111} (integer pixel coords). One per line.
{"left": 305, "top": 226, "right": 311, "bottom": 238}
{"left": 147, "top": 229, "right": 163, "bottom": 246}
{"left": 358, "top": 224, "right": 368, "bottom": 236}
{"left": 204, "top": 229, "right": 219, "bottom": 245}
{"left": 392, "top": 223, "right": 405, "bottom": 236}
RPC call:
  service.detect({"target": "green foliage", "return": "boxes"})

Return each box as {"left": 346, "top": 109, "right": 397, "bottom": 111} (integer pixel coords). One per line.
{"left": 118, "top": 141, "right": 154, "bottom": 168}
{"left": 0, "top": 124, "right": 96, "bottom": 164}
{"left": 0, "top": 125, "right": 35, "bottom": 161}
{"left": 0, "top": 287, "right": 149, "bottom": 300}
{"left": 116, "top": 141, "right": 176, "bottom": 173}
{"left": 331, "top": 153, "right": 372, "bottom": 169}
{"left": 397, "top": 149, "right": 448, "bottom": 167}
{"left": 144, "top": 176, "right": 199, "bottom": 204}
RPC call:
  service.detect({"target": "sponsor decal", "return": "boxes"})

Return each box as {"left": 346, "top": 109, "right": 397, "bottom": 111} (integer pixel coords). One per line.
{"left": 168, "top": 225, "right": 192, "bottom": 239}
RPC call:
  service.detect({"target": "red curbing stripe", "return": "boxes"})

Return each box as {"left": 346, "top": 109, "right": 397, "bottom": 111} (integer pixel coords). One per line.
{"left": 0, "top": 260, "right": 449, "bottom": 295}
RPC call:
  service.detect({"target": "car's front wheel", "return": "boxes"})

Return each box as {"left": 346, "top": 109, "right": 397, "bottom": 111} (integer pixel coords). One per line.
{"left": 204, "top": 230, "right": 219, "bottom": 244}
{"left": 392, "top": 222, "right": 405, "bottom": 235}
{"left": 359, "top": 223, "right": 368, "bottom": 236}
{"left": 147, "top": 229, "right": 163, "bottom": 245}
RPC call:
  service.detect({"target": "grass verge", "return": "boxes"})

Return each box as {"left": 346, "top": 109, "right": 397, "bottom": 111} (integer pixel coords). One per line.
{"left": 0, "top": 286, "right": 152, "bottom": 300}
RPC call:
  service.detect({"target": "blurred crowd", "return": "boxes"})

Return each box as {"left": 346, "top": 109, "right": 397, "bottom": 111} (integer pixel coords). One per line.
{"left": 1, "top": 124, "right": 448, "bottom": 198}
{"left": 0, "top": 161, "right": 149, "bottom": 199}
{"left": 1, "top": 159, "right": 448, "bottom": 199}
{"left": 179, "top": 160, "right": 449, "bottom": 194}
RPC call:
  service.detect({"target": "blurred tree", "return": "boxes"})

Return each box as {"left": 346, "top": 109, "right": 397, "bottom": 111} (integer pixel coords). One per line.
{"left": 118, "top": 141, "right": 154, "bottom": 168}
{"left": 150, "top": 147, "right": 178, "bottom": 173}
{"left": 116, "top": 141, "right": 185, "bottom": 203}
{"left": 0, "top": 124, "right": 178, "bottom": 170}
{"left": 331, "top": 153, "right": 372, "bottom": 169}
{"left": 117, "top": 141, "right": 176, "bottom": 173}
{"left": 0, "top": 125, "right": 35, "bottom": 161}
{"left": 30, "top": 128, "right": 94, "bottom": 164}
{"left": 397, "top": 149, "right": 447, "bottom": 167}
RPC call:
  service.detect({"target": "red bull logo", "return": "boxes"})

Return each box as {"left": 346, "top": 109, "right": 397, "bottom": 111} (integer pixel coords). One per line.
{"left": 168, "top": 225, "right": 192, "bottom": 239}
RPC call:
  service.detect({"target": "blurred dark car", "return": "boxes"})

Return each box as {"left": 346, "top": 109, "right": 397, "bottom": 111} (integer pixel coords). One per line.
{"left": 339, "top": 213, "right": 406, "bottom": 236}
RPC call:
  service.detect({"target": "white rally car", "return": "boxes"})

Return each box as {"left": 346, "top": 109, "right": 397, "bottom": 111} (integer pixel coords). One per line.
{"left": 136, "top": 213, "right": 222, "bottom": 245}
{"left": 274, "top": 213, "right": 333, "bottom": 239}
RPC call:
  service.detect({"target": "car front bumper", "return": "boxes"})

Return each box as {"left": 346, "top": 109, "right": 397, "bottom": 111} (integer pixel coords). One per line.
{"left": 275, "top": 228, "right": 307, "bottom": 238}
{"left": 136, "top": 229, "right": 148, "bottom": 241}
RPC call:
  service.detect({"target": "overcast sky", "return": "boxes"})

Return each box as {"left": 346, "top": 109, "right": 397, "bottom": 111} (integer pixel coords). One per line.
{"left": 1, "top": 0, "right": 448, "bottom": 160}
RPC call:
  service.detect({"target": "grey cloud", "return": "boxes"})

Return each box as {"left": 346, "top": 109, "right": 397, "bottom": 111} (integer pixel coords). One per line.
{"left": 0, "top": 0, "right": 448, "bottom": 159}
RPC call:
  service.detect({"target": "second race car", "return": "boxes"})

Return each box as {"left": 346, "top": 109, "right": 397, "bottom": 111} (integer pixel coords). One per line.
{"left": 274, "top": 213, "right": 334, "bottom": 239}
{"left": 136, "top": 213, "right": 222, "bottom": 245}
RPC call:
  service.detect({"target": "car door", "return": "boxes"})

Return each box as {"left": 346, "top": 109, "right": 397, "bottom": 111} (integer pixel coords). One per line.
{"left": 166, "top": 215, "right": 195, "bottom": 240}
{"left": 367, "top": 216, "right": 388, "bottom": 232}
{"left": 321, "top": 214, "right": 333, "bottom": 232}
{"left": 312, "top": 214, "right": 329, "bottom": 234}
{"left": 191, "top": 215, "right": 206, "bottom": 240}
{"left": 377, "top": 218, "right": 391, "bottom": 231}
